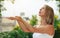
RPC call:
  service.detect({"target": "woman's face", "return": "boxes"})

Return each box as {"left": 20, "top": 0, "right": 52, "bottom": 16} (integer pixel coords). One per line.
{"left": 39, "top": 7, "right": 46, "bottom": 17}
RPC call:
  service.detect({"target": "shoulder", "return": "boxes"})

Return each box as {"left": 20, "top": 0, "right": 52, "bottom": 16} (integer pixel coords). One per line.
{"left": 46, "top": 25, "right": 54, "bottom": 33}
{"left": 46, "top": 25, "right": 55, "bottom": 35}
{"left": 47, "top": 25, "right": 54, "bottom": 29}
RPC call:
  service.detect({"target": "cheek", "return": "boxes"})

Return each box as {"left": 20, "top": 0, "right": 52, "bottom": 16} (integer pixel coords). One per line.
{"left": 41, "top": 10, "right": 45, "bottom": 15}
{"left": 42, "top": 12, "right": 45, "bottom": 15}
{"left": 40, "top": 12, "right": 44, "bottom": 15}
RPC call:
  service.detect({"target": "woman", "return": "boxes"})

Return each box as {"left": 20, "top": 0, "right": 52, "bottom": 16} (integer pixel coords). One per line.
{"left": 8, "top": 5, "right": 55, "bottom": 38}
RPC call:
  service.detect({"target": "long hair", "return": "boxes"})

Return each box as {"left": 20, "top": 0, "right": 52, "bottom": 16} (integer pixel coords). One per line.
{"left": 44, "top": 5, "right": 54, "bottom": 25}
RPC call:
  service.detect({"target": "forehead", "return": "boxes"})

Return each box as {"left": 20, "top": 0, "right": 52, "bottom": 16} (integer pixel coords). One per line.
{"left": 40, "top": 6, "right": 46, "bottom": 10}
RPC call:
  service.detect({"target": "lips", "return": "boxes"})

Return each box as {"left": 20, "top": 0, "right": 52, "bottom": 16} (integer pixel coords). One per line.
{"left": 39, "top": 13, "right": 41, "bottom": 16}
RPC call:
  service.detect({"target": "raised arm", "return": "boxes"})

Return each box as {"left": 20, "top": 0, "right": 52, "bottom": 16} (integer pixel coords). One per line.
{"left": 15, "top": 16, "right": 35, "bottom": 32}
{"left": 8, "top": 16, "right": 54, "bottom": 35}
{"left": 15, "top": 16, "right": 46, "bottom": 33}
{"left": 17, "top": 21, "right": 30, "bottom": 32}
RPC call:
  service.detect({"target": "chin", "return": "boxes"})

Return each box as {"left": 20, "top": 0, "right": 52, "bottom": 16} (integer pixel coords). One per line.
{"left": 39, "top": 14, "right": 41, "bottom": 16}
{"left": 39, "top": 15, "right": 40, "bottom": 16}
{"left": 39, "top": 15, "right": 43, "bottom": 17}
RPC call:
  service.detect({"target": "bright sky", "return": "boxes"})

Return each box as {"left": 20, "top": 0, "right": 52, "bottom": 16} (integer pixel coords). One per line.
{"left": 2, "top": 0, "right": 59, "bottom": 18}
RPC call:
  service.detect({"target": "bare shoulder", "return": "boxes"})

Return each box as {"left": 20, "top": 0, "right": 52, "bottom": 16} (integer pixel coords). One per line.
{"left": 46, "top": 25, "right": 55, "bottom": 35}
{"left": 47, "top": 25, "right": 54, "bottom": 28}
{"left": 46, "top": 25, "right": 54, "bottom": 33}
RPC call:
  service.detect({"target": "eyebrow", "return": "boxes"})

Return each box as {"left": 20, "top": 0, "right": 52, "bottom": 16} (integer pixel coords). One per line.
{"left": 40, "top": 7, "right": 45, "bottom": 10}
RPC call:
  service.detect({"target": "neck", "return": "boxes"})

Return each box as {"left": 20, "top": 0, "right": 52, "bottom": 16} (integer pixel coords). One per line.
{"left": 41, "top": 17, "right": 47, "bottom": 25}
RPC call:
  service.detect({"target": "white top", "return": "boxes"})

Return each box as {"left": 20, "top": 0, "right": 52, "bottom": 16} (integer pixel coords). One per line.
{"left": 33, "top": 33, "right": 54, "bottom": 38}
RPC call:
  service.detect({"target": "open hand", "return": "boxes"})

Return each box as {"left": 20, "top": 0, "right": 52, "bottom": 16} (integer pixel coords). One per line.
{"left": 7, "top": 16, "right": 22, "bottom": 21}
{"left": 7, "top": 17, "right": 16, "bottom": 20}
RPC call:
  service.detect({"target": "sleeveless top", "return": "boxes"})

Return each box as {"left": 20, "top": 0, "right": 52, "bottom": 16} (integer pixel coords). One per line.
{"left": 33, "top": 33, "right": 54, "bottom": 38}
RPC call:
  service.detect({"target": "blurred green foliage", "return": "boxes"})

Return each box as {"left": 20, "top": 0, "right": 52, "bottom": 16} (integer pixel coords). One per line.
{"left": 0, "top": 26, "right": 28, "bottom": 38}
{"left": 0, "top": 0, "right": 4, "bottom": 1}
{"left": 30, "top": 15, "right": 38, "bottom": 26}
{"left": 56, "top": 0, "right": 60, "bottom": 1}
{"left": 0, "top": 0, "right": 4, "bottom": 17}
{"left": 54, "top": 15, "right": 60, "bottom": 30}
{"left": 54, "top": 15, "right": 60, "bottom": 38}
{"left": 0, "top": 0, "right": 6, "bottom": 17}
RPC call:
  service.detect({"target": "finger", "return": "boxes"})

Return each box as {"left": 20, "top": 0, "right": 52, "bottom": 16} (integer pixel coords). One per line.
{"left": 15, "top": 16, "right": 20, "bottom": 18}
{"left": 8, "top": 17, "right": 16, "bottom": 20}
{"left": 15, "top": 16, "right": 23, "bottom": 21}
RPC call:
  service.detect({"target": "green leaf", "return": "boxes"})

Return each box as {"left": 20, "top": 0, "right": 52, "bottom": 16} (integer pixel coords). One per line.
{"left": 56, "top": 0, "right": 60, "bottom": 1}
{"left": 0, "top": 0, "right": 4, "bottom": 1}
{"left": 30, "top": 15, "right": 38, "bottom": 26}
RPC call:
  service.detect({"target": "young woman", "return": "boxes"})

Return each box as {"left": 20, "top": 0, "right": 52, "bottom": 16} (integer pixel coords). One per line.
{"left": 8, "top": 5, "right": 55, "bottom": 38}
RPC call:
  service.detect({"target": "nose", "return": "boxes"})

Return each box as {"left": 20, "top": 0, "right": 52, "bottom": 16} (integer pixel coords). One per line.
{"left": 39, "top": 9, "right": 41, "bottom": 13}
{"left": 39, "top": 11, "right": 41, "bottom": 14}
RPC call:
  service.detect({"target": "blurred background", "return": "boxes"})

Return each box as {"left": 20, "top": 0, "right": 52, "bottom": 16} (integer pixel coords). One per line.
{"left": 0, "top": 0, "right": 60, "bottom": 38}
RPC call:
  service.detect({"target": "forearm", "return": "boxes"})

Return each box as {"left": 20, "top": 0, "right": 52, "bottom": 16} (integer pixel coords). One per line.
{"left": 18, "top": 19, "right": 46, "bottom": 33}
{"left": 18, "top": 20, "right": 47, "bottom": 33}
{"left": 17, "top": 19, "right": 35, "bottom": 32}
{"left": 17, "top": 20, "right": 30, "bottom": 32}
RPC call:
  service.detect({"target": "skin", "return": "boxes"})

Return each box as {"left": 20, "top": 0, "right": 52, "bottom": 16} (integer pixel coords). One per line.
{"left": 8, "top": 6, "right": 54, "bottom": 36}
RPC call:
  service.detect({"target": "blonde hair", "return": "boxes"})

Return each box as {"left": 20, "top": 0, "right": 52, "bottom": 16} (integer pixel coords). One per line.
{"left": 44, "top": 5, "right": 54, "bottom": 25}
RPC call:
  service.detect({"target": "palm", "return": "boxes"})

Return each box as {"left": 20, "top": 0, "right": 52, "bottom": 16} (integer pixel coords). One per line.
{"left": 8, "top": 17, "right": 16, "bottom": 20}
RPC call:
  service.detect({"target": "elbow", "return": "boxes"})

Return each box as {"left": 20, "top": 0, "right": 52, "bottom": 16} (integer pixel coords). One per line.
{"left": 23, "top": 30, "right": 30, "bottom": 32}
{"left": 28, "top": 29, "right": 35, "bottom": 33}
{"left": 22, "top": 29, "right": 31, "bottom": 32}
